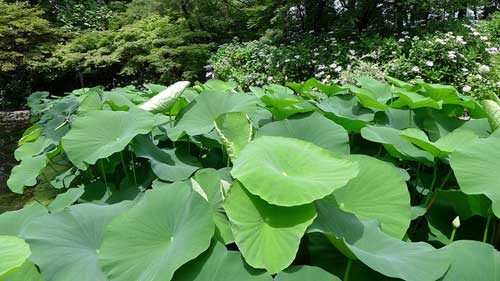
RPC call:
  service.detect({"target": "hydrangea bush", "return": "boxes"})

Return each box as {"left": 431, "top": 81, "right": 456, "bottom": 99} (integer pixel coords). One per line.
{"left": 211, "top": 18, "right": 500, "bottom": 99}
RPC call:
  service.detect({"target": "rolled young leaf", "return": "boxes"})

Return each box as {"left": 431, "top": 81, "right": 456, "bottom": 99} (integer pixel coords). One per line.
{"left": 139, "top": 81, "right": 190, "bottom": 113}
{"left": 482, "top": 100, "right": 500, "bottom": 131}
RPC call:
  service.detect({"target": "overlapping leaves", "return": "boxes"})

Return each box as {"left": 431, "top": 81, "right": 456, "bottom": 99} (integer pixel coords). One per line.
{"left": 3, "top": 77, "right": 500, "bottom": 281}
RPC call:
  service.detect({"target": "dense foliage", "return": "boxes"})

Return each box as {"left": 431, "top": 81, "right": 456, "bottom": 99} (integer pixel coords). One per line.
{"left": 211, "top": 19, "right": 500, "bottom": 100}
{"left": 2, "top": 77, "right": 500, "bottom": 280}
{"left": 2, "top": 0, "right": 500, "bottom": 109}
{"left": 38, "top": 16, "right": 213, "bottom": 88}
{"left": 0, "top": 0, "right": 59, "bottom": 109}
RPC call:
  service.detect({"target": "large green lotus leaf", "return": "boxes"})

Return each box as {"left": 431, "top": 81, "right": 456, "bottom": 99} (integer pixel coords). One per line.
{"left": 348, "top": 77, "right": 393, "bottom": 110}
{"left": 267, "top": 101, "right": 316, "bottom": 120}
{"left": 169, "top": 91, "right": 258, "bottom": 140}
{"left": 332, "top": 155, "right": 411, "bottom": 238}
{"left": 360, "top": 126, "right": 433, "bottom": 165}
{"left": 0, "top": 203, "right": 47, "bottom": 237}
{"left": 61, "top": 109, "right": 158, "bottom": 169}
{"left": 418, "top": 82, "right": 475, "bottom": 108}
{"left": 0, "top": 236, "right": 31, "bottom": 277}
{"left": 344, "top": 221, "right": 449, "bottom": 281}
{"left": 260, "top": 85, "right": 303, "bottom": 108}
{"left": 349, "top": 86, "right": 389, "bottom": 110}
{"left": 0, "top": 262, "right": 44, "bottom": 281}
{"left": 132, "top": 135, "right": 201, "bottom": 182}
{"left": 172, "top": 242, "right": 271, "bottom": 281}
{"left": 24, "top": 202, "right": 133, "bottom": 281}
{"left": 190, "top": 169, "right": 234, "bottom": 244}
{"left": 376, "top": 108, "right": 417, "bottom": 130}
{"left": 287, "top": 78, "right": 346, "bottom": 98}
{"left": 310, "top": 206, "right": 450, "bottom": 281}
{"left": 255, "top": 112, "right": 349, "bottom": 155}
{"left": 440, "top": 240, "right": 500, "bottom": 280}
{"left": 400, "top": 128, "right": 478, "bottom": 158}
{"left": 214, "top": 112, "right": 253, "bottom": 162}
{"left": 274, "top": 266, "right": 341, "bottom": 281}
{"left": 7, "top": 155, "right": 46, "bottom": 194}
{"left": 390, "top": 87, "right": 442, "bottom": 109}
{"left": 14, "top": 137, "right": 53, "bottom": 161}
{"left": 47, "top": 187, "right": 85, "bottom": 212}
{"left": 223, "top": 182, "right": 316, "bottom": 273}
{"left": 203, "top": 79, "right": 239, "bottom": 92}
{"left": 231, "top": 136, "right": 358, "bottom": 206}
{"left": 306, "top": 233, "right": 395, "bottom": 281}
{"left": 316, "top": 95, "right": 375, "bottom": 132}
{"left": 450, "top": 131, "right": 500, "bottom": 217}
{"left": 99, "top": 182, "right": 215, "bottom": 281}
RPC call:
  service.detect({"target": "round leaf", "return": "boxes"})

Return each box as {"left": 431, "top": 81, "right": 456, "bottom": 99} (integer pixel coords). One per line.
{"left": 332, "top": 155, "right": 411, "bottom": 238}
{"left": 223, "top": 182, "right": 316, "bottom": 273}
{"left": 7, "top": 156, "right": 46, "bottom": 194}
{"left": 172, "top": 242, "right": 272, "bottom": 281}
{"left": 441, "top": 240, "right": 500, "bottom": 281}
{"left": 62, "top": 109, "right": 158, "bottom": 169}
{"left": 0, "top": 236, "right": 31, "bottom": 277}
{"left": 274, "top": 266, "right": 341, "bottom": 281}
{"left": 256, "top": 112, "right": 349, "bottom": 155}
{"left": 0, "top": 262, "right": 43, "bottom": 281}
{"left": 450, "top": 131, "right": 500, "bottom": 217}
{"left": 169, "top": 91, "right": 258, "bottom": 139}
{"left": 24, "top": 202, "right": 133, "bottom": 281}
{"left": 231, "top": 136, "right": 358, "bottom": 206}
{"left": 99, "top": 182, "right": 215, "bottom": 281}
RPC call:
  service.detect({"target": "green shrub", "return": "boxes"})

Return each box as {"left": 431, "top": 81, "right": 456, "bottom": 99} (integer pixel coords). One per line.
{"left": 0, "top": 0, "right": 59, "bottom": 109}
{"left": 211, "top": 17, "right": 500, "bottom": 99}
{"left": 37, "top": 16, "right": 214, "bottom": 88}
{"left": 210, "top": 33, "right": 401, "bottom": 89}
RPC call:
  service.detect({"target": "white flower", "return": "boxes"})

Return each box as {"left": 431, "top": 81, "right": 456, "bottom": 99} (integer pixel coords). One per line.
{"left": 267, "top": 76, "right": 274, "bottom": 81}
{"left": 448, "top": 51, "right": 456, "bottom": 59}
{"left": 413, "top": 36, "right": 420, "bottom": 41}
{"left": 349, "top": 50, "right": 356, "bottom": 56}
{"left": 329, "top": 63, "right": 337, "bottom": 68}
{"left": 462, "top": 85, "right": 472, "bottom": 92}
{"left": 473, "top": 31, "right": 481, "bottom": 36}
{"left": 425, "top": 61, "right": 434, "bottom": 67}
{"left": 349, "top": 41, "right": 356, "bottom": 45}
{"left": 480, "top": 36, "right": 488, "bottom": 41}
{"left": 479, "top": 65, "right": 491, "bottom": 73}
{"left": 411, "top": 66, "right": 420, "bottom": 72}
{"left": 334, "top": 66, "right": 343, "bottom": 72}
{"left": 461, "top": 68, "right": 469, "bottom": 72}
{"left": 399, "top": 38, "right": 405, "bottom": 43}
{"left": 496, "top": 82, "right": 500, "bottom": 87}
{"left": 435, "top": 38, "right": 446, "bottom": 45}
{"left": 456, "top": 36, "right": 467, "bottom": 45}
{"left": 486, "top": 47, "right": 499, "bottom": 55}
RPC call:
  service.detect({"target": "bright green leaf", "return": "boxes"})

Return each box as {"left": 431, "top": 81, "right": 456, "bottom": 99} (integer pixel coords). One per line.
{"left": 231, "top": 136, "right": 358, "bottom": 206}
{"left": 223, "top": 182, "right": 316, "bottom": 274}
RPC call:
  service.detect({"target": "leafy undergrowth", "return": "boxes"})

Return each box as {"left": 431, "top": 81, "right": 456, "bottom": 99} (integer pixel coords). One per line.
{"left": 1, "top": 77, "right": 500, "bottom": 280}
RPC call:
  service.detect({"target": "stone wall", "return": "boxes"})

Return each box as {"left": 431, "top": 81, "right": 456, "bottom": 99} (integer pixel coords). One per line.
{"left": 0, "top": 110, "right": 30, "bottom": 192}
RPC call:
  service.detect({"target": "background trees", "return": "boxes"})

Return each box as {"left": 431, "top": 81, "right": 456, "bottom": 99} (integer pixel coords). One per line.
{"left": 0, "top": 0, "right": 499, "bottom": 109}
